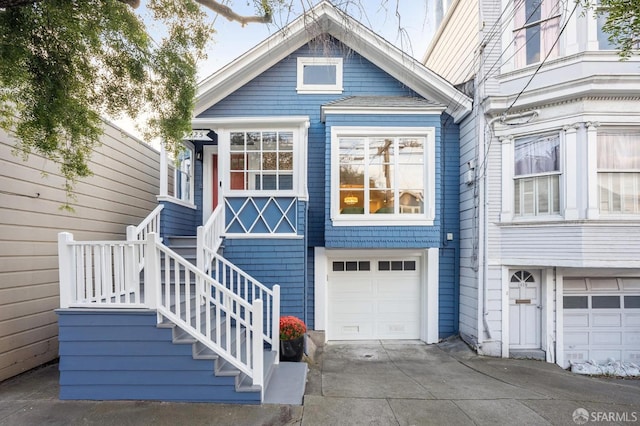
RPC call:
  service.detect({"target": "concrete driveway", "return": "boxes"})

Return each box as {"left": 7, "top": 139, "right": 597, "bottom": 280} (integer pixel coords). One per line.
{"left": 0, "top": 337, "right": 638, "bottom": 425}
{"left": 303, "top": 338, "right": 640, "bottom": 425}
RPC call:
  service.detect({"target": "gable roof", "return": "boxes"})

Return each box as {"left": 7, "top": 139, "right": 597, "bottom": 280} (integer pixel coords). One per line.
{"left": 195, "top": 1, "right": 472, "bottom": 123}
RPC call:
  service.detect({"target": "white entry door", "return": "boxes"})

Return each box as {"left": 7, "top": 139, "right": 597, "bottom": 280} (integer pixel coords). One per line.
{"left": 509, "top": 270, "right": 541, "bottom": 349}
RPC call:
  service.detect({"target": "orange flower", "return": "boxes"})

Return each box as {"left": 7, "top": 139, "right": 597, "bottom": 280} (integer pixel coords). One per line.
{"left": 279, "top": 316, "right": 306, "bottom": 340}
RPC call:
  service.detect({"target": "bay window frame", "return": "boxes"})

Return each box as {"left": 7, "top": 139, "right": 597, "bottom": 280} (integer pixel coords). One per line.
{"left": 330, "top": 126, "right": 435, "bottom": 227}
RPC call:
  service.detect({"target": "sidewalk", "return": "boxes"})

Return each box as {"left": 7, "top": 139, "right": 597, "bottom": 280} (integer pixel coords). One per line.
{"left": 1, "top": 337, "right": 638, "bottom": 425}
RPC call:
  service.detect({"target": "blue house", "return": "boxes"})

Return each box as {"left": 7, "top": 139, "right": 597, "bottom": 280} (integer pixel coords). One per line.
{"left": 56, "top": 1, "right": 471, "bottom": 404}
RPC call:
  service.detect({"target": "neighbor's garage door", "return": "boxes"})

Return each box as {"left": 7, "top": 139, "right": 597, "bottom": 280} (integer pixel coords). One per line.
{"left": 328, "top": 257, "right": 421, "bottom": 340}
{"left": 564, "top": 277, "right": 640, "bottom": 364}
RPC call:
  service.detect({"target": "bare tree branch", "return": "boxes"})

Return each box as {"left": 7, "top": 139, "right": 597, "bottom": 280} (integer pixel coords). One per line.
{"left": 0, "top": 0, "right": 140, "bottom": 8}
{"left": 195, "top": 0, "right": 272, "bottom": 26}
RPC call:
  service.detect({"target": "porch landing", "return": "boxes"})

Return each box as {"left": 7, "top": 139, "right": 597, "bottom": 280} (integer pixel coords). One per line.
{"left": 264, "top": 362, "right": 308, "bottom": 405}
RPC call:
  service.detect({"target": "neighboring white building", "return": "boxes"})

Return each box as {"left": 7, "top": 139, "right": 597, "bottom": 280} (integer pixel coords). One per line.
{"left": 425, "top": 0, "right": 640, "bottom": 367}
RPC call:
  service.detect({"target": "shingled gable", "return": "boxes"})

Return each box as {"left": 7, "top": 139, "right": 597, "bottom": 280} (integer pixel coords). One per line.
{"left": 195, "top": 0, "right": 472, "bottom": 123}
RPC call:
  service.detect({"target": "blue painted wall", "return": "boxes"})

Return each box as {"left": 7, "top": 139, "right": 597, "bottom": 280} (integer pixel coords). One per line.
{"left": 57, "top": 310, "right": 260, "bottom": 403}
{"left": 193, "top": 37, "right": 461, "bottom": 338}
{"left": 197, "top": 39, "right": 419, "bottom": 248}
{"left": 222, "top": 201, "right": 307, "bottom": 323}
{"left": 159, "top": 200, "right": 198, "bottom": 238}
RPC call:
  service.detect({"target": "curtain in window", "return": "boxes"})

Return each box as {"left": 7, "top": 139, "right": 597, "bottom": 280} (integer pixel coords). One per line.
{"left": 598, "top": 130, "right": 640, "bottom": 170}
{"left": 514, "top": 134, "right": 560, "bottom": 176}
{"left": 513, "top": 0, "right": 560, "bottom": 68}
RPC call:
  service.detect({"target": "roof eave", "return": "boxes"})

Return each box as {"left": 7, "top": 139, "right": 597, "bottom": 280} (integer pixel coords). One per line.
{"left": 195, "top": 1, "right": 472, "bottom": 122}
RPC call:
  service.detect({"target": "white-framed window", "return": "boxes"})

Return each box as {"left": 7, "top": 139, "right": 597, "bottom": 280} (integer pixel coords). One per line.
{"left": 229, "top": 130, "right": 294, "bottom": 191}
{"left": 597, "top": 129, "right": 640, "bottom": 215}
{"left": 596, "top": 8, "right": 640, "bottom": 51}
{"left": 175, "top": 142, "right": 195, "bottom": 204}
{"left": 331, "top": 127, "right": 435, "bottom": 226}
{"left": 514, "top": 133, "right": 561, "bottom": 216}
{"left": 296, "top": 57, "right": 343, "bottom": 94}
{"left": 214, "top": 117, "right": 309, "bottom": 198}
{"left": 513, "top": 0, "right": 561, "bottom": 68}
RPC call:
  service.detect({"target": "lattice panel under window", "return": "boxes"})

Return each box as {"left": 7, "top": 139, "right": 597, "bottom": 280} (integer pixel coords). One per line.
{"left": 225, "top": 196, "right": 297, "bottom": 235}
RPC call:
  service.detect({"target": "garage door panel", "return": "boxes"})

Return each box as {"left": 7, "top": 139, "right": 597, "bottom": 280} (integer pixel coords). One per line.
{"left": 328, "top": 256, "right": 421, "bottom": 341}
{"left": 592, "top": 313, "right": 622, "bottom": 327}
{"left": 592, "top": 331, "right": 622, "bottom": 345}
{"left": 332, "top": 278, "right": 374, "bottom": 295}
{"left": 565, "top": 313, "right": 589, "bottom": 327}
{"left": 591, "top": 350, "right": 622, "bottom": 362}
{"left": 624, "top": 331, "right": 640, "bottom": 345}
{"left": 626, "top": 313, "right": 640, "bottom": 326}
{"left": 564, "top": 278, "right": 640, "bottom": 364}
{"left": 565, "top": 331, "right": 589, "bottom": 346}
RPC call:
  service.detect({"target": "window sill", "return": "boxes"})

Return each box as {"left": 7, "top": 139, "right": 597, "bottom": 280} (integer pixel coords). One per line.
{"left": 296, "top": 88, "right": 343, "bottom": 94}
{"left": 331, "top": 217, "right": 434, "bottom": 227}
{"left": 157, "top": 195, "right": 197, "bottom": 210}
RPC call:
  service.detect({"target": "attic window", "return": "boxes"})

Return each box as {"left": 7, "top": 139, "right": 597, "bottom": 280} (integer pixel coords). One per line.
{"left": 296, "top": 57, "right": 343, "bottom": 94}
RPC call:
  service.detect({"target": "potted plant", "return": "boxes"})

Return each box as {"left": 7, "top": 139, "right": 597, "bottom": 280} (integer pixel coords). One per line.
{"left": 279, "top": 316, "right": 306, "bottom": 362}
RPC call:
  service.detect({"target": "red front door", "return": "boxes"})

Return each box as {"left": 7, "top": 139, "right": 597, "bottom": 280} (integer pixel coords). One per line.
{"left": 212, "top": 154, "right": 218, "bottom": 210}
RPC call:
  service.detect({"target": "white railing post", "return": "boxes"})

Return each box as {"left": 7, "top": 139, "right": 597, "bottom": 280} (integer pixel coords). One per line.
{"left": 272, "top": 285, "right": 280, "bottom": 364}
{"left": 126, "top": 225, "right": 136, "bottom": 242}
{"left": 252, "top": 298, "right": 264, "bottom": 390}
{"left": 160, "top": 142, "right": 168, "bottom": 197}
{"left": 196, "top": 225, "right": 206, "bottom": 301}
{"left": 145, "top": 233, "right": 160, "bottom": 309}
{"left": 58, "top": 232, "right": 75, "bottom": 309}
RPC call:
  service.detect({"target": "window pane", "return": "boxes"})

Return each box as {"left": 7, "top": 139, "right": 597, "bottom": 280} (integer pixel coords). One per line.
{"left": 404, "top": 261, "right": 416, "bottom": 271}
{"left": 378, "top": 261, "right": 390, "bottom": 271}
{"left": 564, "top": 296, "right": 588, "bottom": 309}
{"left": 263, "top": 152, "right": 277, "bottom": 170}
{"left": 230, "top": 132, "right": 244, "bottom": 150}
{"left": 346, "top": 261, "right": 358, "bottom": 271}
{"left": 246, "top": 132, "right": 260, "bottom": 150}
{"left": 263, "top": 132, "right": 277, "bottom": 150}
{"left": 230, "top": 172, "right": 245, "bottom": 190}
{"left": 332, "top": 262, "right": 344, "bottom": 272}
{"left": 391, "top": 261, "right": 403, "bottom": 271}
{"left": 525, "top": 25, "right": 541, "bottom": 64}
{"left": 279, "top": 132, "right": 294, "bottom": 150}
{"left": 370, "top": 190, "right": 394, "bottom": 214}
{"left": 624, "top": 296, "right": 640, "bottom": 309}
{"left": 279, "top": 175, "right": 293, "bottom": 190}
{"left": 525, "top": 0, "right": 542, "bottom": 24}
{"left": 399, "top": 190, "right": 424, "bottom": 214}
{"left": 359, "top": 261, "right": 370, "bottom": 271}
{"left": 398, "top": 164, "right": 423, "bottom": 192}
{"left": 597, "top": 12, "right": 615, "bottom": 50}
{"left": 340, "top": 164, "right": 365, "bottom": 186}
{"left": 514, "top": 134, "right": 559, "bottom": 176}
{"left": 399, "top": 138, "right": 424, "bottom": 163}
{"left": 340, "top": 190, "right": 364, "bottom": 213}
{"left": 303, "top": 64, "right": 337, "bottom": 85}
{"left": 592, "top": 296, "right": 621, "bottom": 309}
{"left": 597, "top": 130, "right": 640, "bottom": 170}
{"left": 279, "top": 152, "right": 293, "bottom": 171}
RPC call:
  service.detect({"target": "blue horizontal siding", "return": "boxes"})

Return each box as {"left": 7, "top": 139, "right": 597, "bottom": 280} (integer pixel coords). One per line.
{"left": 160, "top": 201, "right": 199, "bottom": 238}
{"left": 57, "top": 310, "right": 259, "bottom": 403}
{"left": 222, "top": 237, "right": 305, "bottom": 322}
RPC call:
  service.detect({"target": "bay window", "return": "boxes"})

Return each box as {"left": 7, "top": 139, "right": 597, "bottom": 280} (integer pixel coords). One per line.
{"left": 331, "top": 127, "right": 435, "bottom": 225}
{"left": 229, "top": 130, "right": 294, "bottom": 191}
{"left": 514, "top": 134, "right": 560, "bottom": 216}
{"left": 598, "top": 129, "right": 640, "bottom": 215}
{"left": 513, "top": 0, "right": 560, "bottom": 67}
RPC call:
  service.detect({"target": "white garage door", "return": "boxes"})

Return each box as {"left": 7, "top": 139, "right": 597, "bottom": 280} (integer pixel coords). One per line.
{"left": 564, "top": 277, "right": 640, "bottom": 364}
{"left": 328, "top": 257, "right": 421, "bottom": 340}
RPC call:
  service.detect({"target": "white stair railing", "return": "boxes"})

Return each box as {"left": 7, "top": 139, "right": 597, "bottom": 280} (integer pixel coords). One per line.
{"left": 58, "top": 231, "right": 273, "bottom": 389}
{"left": 197, "top": 204, "right": 224, "bottom": 276}
{"left": 127, "top": 204, "right": 164, "bottom": 242}
{"left": 197, "top": 206, "right": 280, "bottom": 360}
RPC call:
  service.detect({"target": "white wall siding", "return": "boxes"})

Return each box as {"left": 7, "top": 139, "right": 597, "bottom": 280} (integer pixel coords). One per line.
{"left": 0, "top": 122, "right": 161, "bottom": 381}
{"left": 424, "top": 0, "right": 479, "bottom": 85}
{"left": 458, "top": 114, "right": 478, "bottom": 340}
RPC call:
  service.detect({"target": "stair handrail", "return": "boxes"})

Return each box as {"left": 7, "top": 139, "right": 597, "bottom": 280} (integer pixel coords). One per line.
{"left": 127, "top": 204, "right": 164, "bottom": 242}
{"left": 196, "top": 204, "right": 225, "bottom": 276}
{"left": 197, "top": 204, "right": 280, "bottom": 360}
{"left": 147, "top": 232, "right": 266, "bottom": 388}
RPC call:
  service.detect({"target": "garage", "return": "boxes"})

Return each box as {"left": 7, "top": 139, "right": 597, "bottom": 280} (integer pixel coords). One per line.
{"left": 327, "top": 256, "right": 421, "bottom": 340}
{"left": 563, "top": 277, "right": 640, "bottom": 364}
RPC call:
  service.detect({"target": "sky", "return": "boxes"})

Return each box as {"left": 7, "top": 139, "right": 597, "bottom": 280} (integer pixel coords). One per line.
{"left": 115, "top": 1, "right": 437, "bottom": 139}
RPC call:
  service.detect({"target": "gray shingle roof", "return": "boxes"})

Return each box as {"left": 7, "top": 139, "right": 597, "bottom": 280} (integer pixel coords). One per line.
{"left": 323, "top": 96, "right": 444, "bottom": 109}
